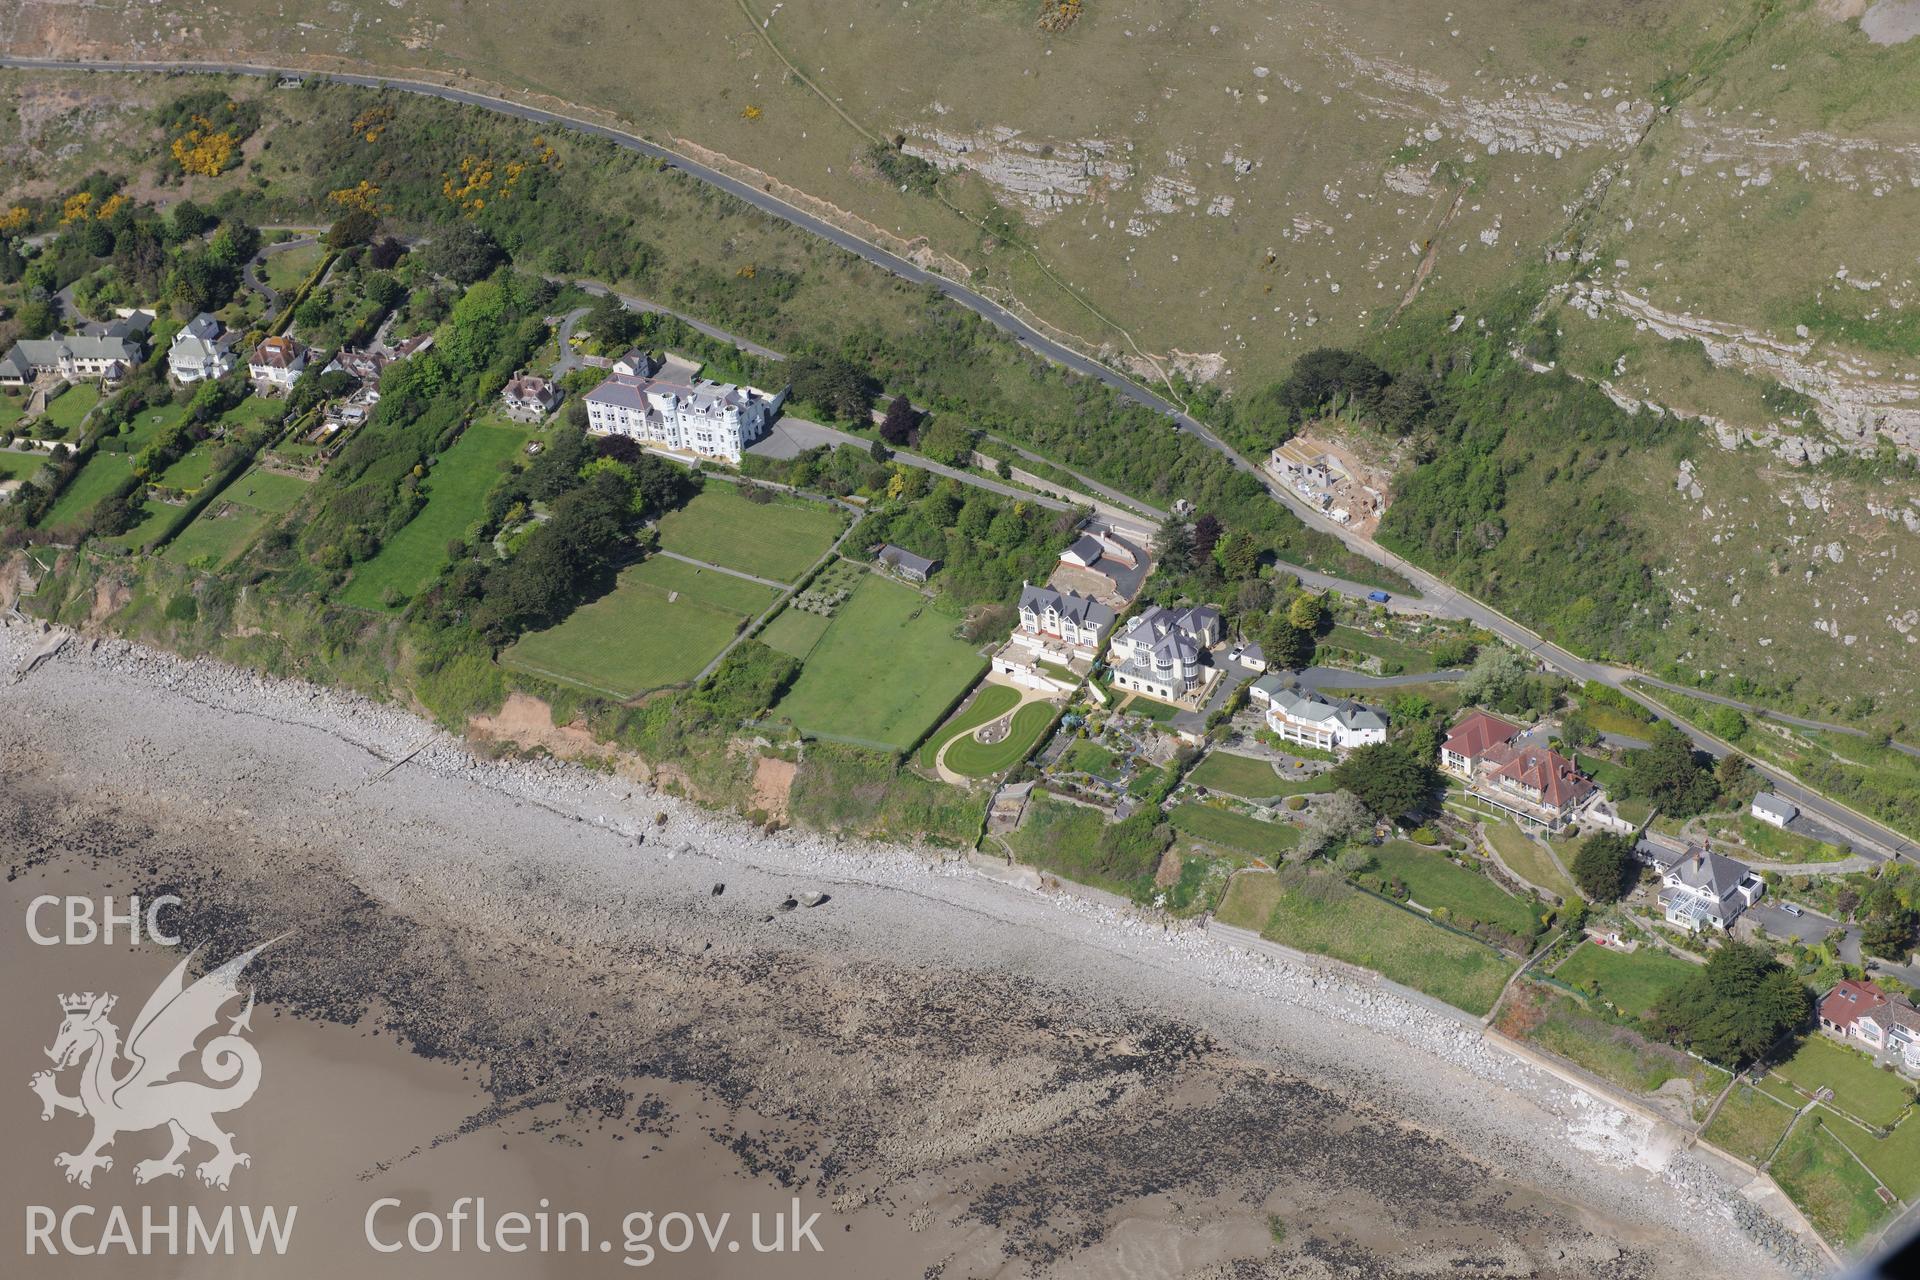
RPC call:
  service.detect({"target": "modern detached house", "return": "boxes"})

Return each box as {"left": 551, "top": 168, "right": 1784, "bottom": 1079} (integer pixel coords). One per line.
{"left": 1644, "top": 843, "right": 1764, "bottom": 932}
{"left": 1106, "top": 604, "right": 1221, "bottom": 704}
{"left": 500, "top": 370, "right": 561, "bottom": 422}
{"left": 583, "top": 371, "right": 784, "bottom": 464}
{"left": 1818, "top": 979, "right": 1920, "bottom": 1071}
{"left": 1263, "top": 683, "right": 1387, "bottom": 755}
{"left": 248, "top": 335, "right": 310, "bottom": 391}
{"left": 168, "top": 312, "right": 240, "bottom": 383}
{"left": 1440, "top": 710, "right": 1596, "bottom": 831}
{"left": 1016, "top": 583, "right": 1113, "bottom": 663}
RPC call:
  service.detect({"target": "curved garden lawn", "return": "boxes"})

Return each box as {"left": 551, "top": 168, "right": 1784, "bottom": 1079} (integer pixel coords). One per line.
{"left": 945, "top": 701, "right": 1055, "bottom": 778}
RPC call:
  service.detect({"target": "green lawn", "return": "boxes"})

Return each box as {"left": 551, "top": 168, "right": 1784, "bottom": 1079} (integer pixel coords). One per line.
{"left": 1552, "top": 941, "right": 1700, "bottom": 1019}
{"left": 339, "top": 424, "right": 527, "bottom": 609}
{"left": 500, "top": 563, "right": 751, "bottom": 698}
{"left": 1062, "top": 739, "right": 1119, "bottom": 777}
{"left": 945, "top": 700, "right": 1054, "bottom": 778}
{"left": 1771, "top": 1036, "right": 1914, "bottom": 1128}
{"left": 227, "top": 469, "right": 312, "bottom": 514}
{"left": 1364, "top": 842, "right": 1539, "bottom": 938}
{"left": 1769, "top": 1114, "right": 1891, "bottom": 1247}
{"left": 1483, "top": 819, "right": 1577, "bottom": 900}
{"left": 1120, "top": 694, "right": 1178, "bottom": 722}
{"left": 0, "top": 449, "right": 48, "bottom": 483}
{"left": 118, "top": 401, "right": 186, "bottom": 448}
{"left": 1575, "top": 752, "right": 1629, "bottom": 794}
{"left": 42, "top": 382, "right": 101, "bottom": 435}
{"left": 629, "top": 554, "right": 780, "bottom": 616}
{"left": 218, "top": 394, "right": 287, "bottom": 432}
{"left": 0, "top": 393, "right": 23, "bottom": 431}
{"left": 1169, "top": 803, "right": 1299, "bottom": 858}
{"left": 263, "top": 241, "right": 326, "bottom": 293}
{"left": 772, "top": 574, "right": 986, "bottom": 752}
{"left": 154, "top": 444, "right": 221, "bottom": 492}
{"left": 1578, "top": 702, "right": 1656, "bottom": 739}
{"left": 1218, "top": 867, "right": 1517, "bottom": 1015}
{"left": 165, "top": 503, "right": 272, "bottom": 568}
{"left": 1703, "top": 1083, "right": 1797, "bottom": 1164}
{"left": 38, "top": 452, "right": 132, "bottom": 529}
{"left": 1834, "top": 1109, "right": 1920, "bottom": 1202}
{"left": 1188, "top": 750, "right": 1286, "bottom": 798}
{"left": 759, "top": 607, "right": 832, "bottom": 661}
{"left": 655, "top": 482, "right": 841, "bottom": 582}
{"left": 917, "top": 682, "right": 1020, "bottom": 769}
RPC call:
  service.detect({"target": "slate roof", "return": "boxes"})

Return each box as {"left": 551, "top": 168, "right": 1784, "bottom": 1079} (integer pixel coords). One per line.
{"left": 876, "top": 544, "right": 936, "bottom": 577}
{"left": 1266, "top": 683, "right": 1386, "bottom": 735}
{"left": 1752, "top": 792, "right": 1798, "bottom": 821}
{"left": 1668, "top": 846, "right": 1753, "bottom": 898}
{"left": 1019, "top": 583, "right": 1114, "bottom": 631}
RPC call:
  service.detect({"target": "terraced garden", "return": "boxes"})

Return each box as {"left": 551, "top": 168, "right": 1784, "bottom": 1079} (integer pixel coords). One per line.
{"left": 1168, "top": 803, "right": 1298, "bottom": 858}
{"left": 1551, "top": 941, "right": 1698, "bottom": 1020}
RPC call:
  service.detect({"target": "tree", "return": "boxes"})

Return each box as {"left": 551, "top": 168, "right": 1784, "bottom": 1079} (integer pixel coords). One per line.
{"left": 367, "top": 236, "right": 408, "bottom": 270}
{"left": 1213, "top": 529, "right": 1259, "bottom": 581}
{"left": 1375, "top": 373, "right": 1435, "bottom": 436}
{"left": 790, "top": 351, "right": 876, "bottom": 422}
{"left": 169, "top": 199, "right": 214, "bottom": 239}
{"left": 1706, "top": 705, "right": 1749, "bottom": 742}
{"left": 1191, "top": 513, "right": 1222, "bottom": 559}
{"left": 915, "top": 415, "right": 978, "bottom": 467}
{"left": 1276, "top": 348, "right": 1389, "bottom": 417}
{"left": 1300, "top": 789, "right": 1372, "bottom": 858}
{"left": 1153, "top": 521, "right": 1194, "bottom": 576}
{"left": 1286, "top": 590, "right": 1326, "bottom": 633}
{"left": 1623, "top": 722, "right": 1718, "bottom": 818}
{"left": 1559, "top": 710, "right": 1600, "bottom": 750}
{"left": 585, "top": 291, "right": 637, "bottom": 348}
{"left": 1648, "top": 941, "right": 1812, "bottom": 1067}
{"left": 878, "top": 393, "right": 918, "bottom": 445}
{"left": 327, "top": 207, "right": 378, "bottom": 251}
{"left": 420, "top": 223, "right": 505, "bottom": 284}
{"left": 1571, "top": 832, "right": 1637, "bottom": 903}
{"left": 1457, "top": 645, "right": 1533, "bottom": 711}
{"left": 16, "top": 298, "right": 55, "bottom": 340}
{"left": 1328, "top": 742, "right": 1435, "bottom": 821}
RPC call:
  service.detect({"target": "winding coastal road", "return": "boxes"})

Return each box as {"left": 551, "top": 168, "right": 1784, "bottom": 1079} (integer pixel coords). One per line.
{"left": 3, "top": 54, "right": 1911, "bottom": 865}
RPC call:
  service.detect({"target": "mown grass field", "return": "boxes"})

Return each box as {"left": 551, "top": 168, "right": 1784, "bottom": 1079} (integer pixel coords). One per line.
{"left": 945, "top": 700, "right": 1053, "bottom": 778}
{"left": 631, "top": 554, "right": 781, "bottom": 616}
{"left": 1771, "top": 1036, "right": 1914, "bottom": 1128}
{"left": 0, "top": 449, "right": 47, "bottom": 483}
{"left": 263, "top": 240, "right": 326, "bottom": 293}
{"left": 164, "top": 469, "right": 313, "bottom": 569}
{"left": 1832, "top": 1108, "right": 1920, "bottom": 1203}
{"left": 38, "top": 452, "right": 132, "bottom": 529}
{"left": 339, "top": 423, "right": 526, "bottom": 609}
{"left": 1769, "top": 1114, "right": 1890, "bottom": 1248}
{"left": 1483, "top": 818, "right": 1576, "bottom": 900}
{"left": 41, "top": 383, "right": 100, "bottom": 436}
{"left": 1187, "top": 750, "right": 1285, "bottom": 798}
{"left": 655, "top": 482, "right": 840, "bottom": 583}
{"left": 1217, "top": 868, "right": 1516, "bottom": 1015}
{"left": 917, "top": 682, "right": 1019, "bottom": 769}
{"left": 1168, "top": 803, "right": 1298, "bottom": 858}
{"left": 1702, "top": 1083, "right": 1796, "bottom": 1164}
{"left": 772, "top": 574, "right": 984, "bottom": 751}
{"left": 500, "top": 559, "right": 759, "bottom": 698}
{"left": 1364, "top": 842, "right": 1538, "bottom": 938}
{"left": 1551, "top": 942, "right": 1699, "bottom": 1020}
{"left": 758, "top": 606, "right": 832, "bottom": 661}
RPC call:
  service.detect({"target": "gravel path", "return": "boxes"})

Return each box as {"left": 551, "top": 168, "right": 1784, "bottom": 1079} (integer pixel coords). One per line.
{"left": 0, "top": 618, "right": 1824, "bottom": 1277}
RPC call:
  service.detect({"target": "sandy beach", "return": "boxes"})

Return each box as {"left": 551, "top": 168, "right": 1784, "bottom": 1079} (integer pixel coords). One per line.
{"left": 0, "top": 617, "right": 1825, "bottom": 1278}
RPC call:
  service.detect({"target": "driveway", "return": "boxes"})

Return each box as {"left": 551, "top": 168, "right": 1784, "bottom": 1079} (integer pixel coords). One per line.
{"left": 751, "top": 416, "right": 1080, "bottom": 514}
{"left": 1292, "top": 666, "right": 1465, "bottom": 692}
{"left": 549, "top": 306, "right": 590, "bottom": 379}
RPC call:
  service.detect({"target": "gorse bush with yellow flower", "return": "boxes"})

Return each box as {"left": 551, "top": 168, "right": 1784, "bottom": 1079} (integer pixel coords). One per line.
{"left": 156, "top": 89, "right": 261, "bottom": 178}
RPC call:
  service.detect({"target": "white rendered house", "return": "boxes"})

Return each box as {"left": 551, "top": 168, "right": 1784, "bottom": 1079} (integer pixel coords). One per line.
{"left": 583, "top": 373, "right": 783, "bottom": 463}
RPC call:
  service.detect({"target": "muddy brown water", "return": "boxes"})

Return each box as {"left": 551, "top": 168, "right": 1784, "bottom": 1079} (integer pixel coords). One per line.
{"left": 1, "top": 871, "right": 966, "bottom": 1278}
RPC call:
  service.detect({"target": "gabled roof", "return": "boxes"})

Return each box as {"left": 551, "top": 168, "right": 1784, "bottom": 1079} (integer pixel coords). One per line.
{"left": 1267, "top": 683, "right": 1385, "bottom": 735}
{"left": 1443, "top": 710, "right": 1520, "bottom": 760}
{"left": 1019, "top": 582, "right": 1114, "bottom": 631}
{"left": 877, "top": 544, "right": 936, "bottom": 576}
{"left": 1820, "top": 979, "right": 1890, "bottom": 1033}
{"left": 1752, "top": 792, "right": 1798, "bottom": 820}
{"left": 1487, "top": 747, "right": 1594, "bottom": 810}
{"left": 251, "top": 335, "right": 306, "bottom": 369}
{"left": 1668, "top": 846, "right": 1753, "bottom": 898}
{"left": 1250, "top": 672, "right": 1289, "bottom": 699}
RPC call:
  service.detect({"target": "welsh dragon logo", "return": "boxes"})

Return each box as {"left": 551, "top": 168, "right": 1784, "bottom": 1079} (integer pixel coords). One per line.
{"left": 29, "top": 940, "right": 274, "bottom": 1190}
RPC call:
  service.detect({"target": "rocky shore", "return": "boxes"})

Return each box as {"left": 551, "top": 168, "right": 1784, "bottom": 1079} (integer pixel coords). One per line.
{"left": 0, "top": 617, "right": 1827, "bottom": 1277}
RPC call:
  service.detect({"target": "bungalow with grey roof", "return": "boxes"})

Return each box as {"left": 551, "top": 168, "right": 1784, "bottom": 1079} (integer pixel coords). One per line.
{"left": 1264, "top": 683, "right": 1387, "bottom": 755}
{"left": 1, "top": 312, "right": 151, "bottom": 387}
{"left": 1751, "top": 792, "right": 1798, "bottom": 828}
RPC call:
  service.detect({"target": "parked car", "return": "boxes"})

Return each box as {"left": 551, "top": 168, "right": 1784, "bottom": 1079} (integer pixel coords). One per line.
{"left": 1367, "top": 590, "right": 1390, "bottom": 604}
{"left": 1781, "top": 903, "right": 1803, "bottom": 917}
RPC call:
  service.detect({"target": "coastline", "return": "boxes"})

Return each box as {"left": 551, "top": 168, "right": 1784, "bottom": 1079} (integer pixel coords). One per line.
{"left": 0, "top": 615, "right": 1827, "bottom": 1277}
